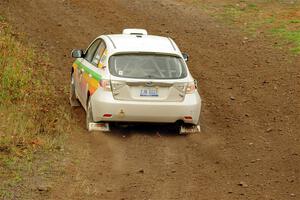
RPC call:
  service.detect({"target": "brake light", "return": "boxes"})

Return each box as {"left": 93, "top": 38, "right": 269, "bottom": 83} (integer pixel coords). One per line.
{"left": 111, "top": 80, "right": 126, "bottom": 90}
{"left": 174, "top": 83, "right": 186, "bottom": 93}
{"left": 99, "top": 80, "right": 111, "bottom": 91}
{"left": 186, "top": 81, "right": 196, "bottom": 94}
{"left": 111, "top": 80, "right": 126, "bottom": 95}
{"left": 175, "top": 81, "right": 197, "bottom": 94}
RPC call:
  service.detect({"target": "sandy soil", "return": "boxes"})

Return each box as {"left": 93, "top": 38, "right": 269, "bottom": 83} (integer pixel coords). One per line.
{"left": 1, "top": 0, "right": 300, "bottom": 199}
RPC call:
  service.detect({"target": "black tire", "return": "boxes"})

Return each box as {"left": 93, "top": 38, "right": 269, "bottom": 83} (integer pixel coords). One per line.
{"left": 86, "top": 97, "right": 94, "bottom": 131}
{"left": 70, "top": 73, "right": 80, "bottom": 107}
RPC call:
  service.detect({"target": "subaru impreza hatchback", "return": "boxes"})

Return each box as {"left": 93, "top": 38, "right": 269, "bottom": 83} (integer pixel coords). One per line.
{"left": 70, "top": 29, "right": 201, "bottom": 134}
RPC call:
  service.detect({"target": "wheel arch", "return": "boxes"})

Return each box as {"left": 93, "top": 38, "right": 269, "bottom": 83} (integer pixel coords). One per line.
{"left": 83, "top": 88, "right": 89, "bottom": 110}
{"left": 71, "top": 65, "right": 75, "bottom": 77}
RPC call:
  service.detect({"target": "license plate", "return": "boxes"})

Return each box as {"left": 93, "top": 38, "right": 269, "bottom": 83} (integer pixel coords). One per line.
{"left": 140, "top": 88, "right": 158, "bottom": 97}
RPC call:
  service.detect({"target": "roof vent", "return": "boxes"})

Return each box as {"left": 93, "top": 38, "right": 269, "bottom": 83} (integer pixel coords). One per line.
{"left": 122, "top": 29, "right": 148, "bottom": 36}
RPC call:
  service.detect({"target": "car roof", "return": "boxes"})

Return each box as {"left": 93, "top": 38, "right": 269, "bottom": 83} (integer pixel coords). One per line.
{"left": 100, "top": 30, "right": 181, "bottom": 55}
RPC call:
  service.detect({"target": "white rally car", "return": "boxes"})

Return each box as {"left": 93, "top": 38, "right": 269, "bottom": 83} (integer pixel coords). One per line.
{"left": 70, "top": 29, "right": 201, "bottom": 134}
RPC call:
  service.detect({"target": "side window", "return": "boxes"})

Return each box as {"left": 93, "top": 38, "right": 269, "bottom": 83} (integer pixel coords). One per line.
{"left": 99, "top": 49, "right": 108, "bottom": 66}
{"left": 84, "top": 39, "right": 101, "bottom": 63}
{"left": 92, "top": 41, "right": 106, "bottom": 66}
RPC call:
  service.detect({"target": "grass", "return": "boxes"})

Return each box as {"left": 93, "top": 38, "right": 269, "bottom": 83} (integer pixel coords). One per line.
{"left": 191, "top": 0, "right": 300, "bottom": 54}
{"left": 0, "top": 17, "right": 71, "bottom": 199}
{"left": 271, "top": 28, "right": 300, "bottom": 53}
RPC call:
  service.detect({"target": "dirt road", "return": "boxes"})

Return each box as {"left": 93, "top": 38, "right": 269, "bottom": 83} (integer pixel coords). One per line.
{"left": 2, "top": 0, "right": 300, "bottom": 199}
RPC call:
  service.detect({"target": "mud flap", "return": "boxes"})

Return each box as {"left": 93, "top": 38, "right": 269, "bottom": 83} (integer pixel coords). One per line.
{"left": 180, "top": 125, "right": 201, "bottom": 135}
{"left": 88, "top": 122, "right": 110, "bottom": 132}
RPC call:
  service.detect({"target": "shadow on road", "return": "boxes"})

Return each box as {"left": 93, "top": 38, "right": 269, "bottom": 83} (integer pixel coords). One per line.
{"left": 72, "top": 107, "right": 188, "bottom": 138}
{"left": 108, "top": 123, "right": 186, "bottom": 138}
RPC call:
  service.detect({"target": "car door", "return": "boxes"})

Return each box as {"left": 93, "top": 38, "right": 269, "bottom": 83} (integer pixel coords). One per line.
{"left": 80, "top": 39, "right": 107, "bottom": 108}
{"left": 77, "top": 39, "right": 101, "bottom": 106}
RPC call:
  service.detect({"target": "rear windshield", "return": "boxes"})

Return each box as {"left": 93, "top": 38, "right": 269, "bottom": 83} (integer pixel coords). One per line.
{"left": 109, "top": 54, "right": 187, "bottom": 79}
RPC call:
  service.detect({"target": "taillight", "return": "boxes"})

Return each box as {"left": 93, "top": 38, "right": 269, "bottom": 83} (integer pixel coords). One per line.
{"left": 99, "top": 80, "right": 111, "bottom": 91}
{"left": 174, "top": 80, "right": 197, "bottom": 94}
{"left": 186, "top": 81, "right": 196, "bottom": 94}
{"left": 174, "top": 83, "right": 186, "bottom": 94}
{"left": 111, "top": 80, "right": 126, "bottom": 95}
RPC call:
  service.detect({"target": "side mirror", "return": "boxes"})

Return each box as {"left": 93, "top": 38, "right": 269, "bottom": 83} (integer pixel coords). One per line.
{"left": 71, "top": 49, "right": 84, "bottom": 58}
{"left": 182, "top": 53, "right": 189, "bottom": 62}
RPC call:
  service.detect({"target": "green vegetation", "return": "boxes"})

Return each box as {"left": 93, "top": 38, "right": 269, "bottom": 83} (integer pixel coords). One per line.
{"left": 192, "top": 0, "right": 300, "bottom": 54}
{"left": 0, "top": 17, "right": 70, "bottom": 199}
{"left": 271, "top": 28, "right": 300, "bottom": 53}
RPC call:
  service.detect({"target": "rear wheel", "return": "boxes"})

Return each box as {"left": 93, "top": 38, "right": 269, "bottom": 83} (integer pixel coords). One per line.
{"left": 86, "top": 97, "right": 94, "bottom": 131}
{"left": 70, "top": 73, "right": 80, "bottom": 107}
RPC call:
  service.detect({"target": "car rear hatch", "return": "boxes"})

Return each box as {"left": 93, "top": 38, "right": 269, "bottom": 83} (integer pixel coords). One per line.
{"left": 108, "top": 53, "right": 191, "bottom": 102}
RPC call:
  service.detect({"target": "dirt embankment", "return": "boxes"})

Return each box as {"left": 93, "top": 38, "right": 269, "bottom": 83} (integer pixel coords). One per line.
{"left": 1, "top": 0, "right": 300, "bottom": 199}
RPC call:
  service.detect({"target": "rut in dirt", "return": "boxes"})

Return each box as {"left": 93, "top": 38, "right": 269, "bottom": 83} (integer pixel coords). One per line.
{"left": 2, "top": 0, "right": 300, "bottom": 199}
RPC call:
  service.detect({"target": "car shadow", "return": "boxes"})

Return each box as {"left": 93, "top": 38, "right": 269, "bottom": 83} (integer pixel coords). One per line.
{"left": 108, "top": 123, "right": 187, "bottom": 138}
{"left": 71, "top": 107, "right": 187, "bottom": 138}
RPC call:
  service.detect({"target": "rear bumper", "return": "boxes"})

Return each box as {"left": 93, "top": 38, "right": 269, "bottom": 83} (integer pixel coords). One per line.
{"left": 90, "top": 88, "right": 201, "bottom": 124}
